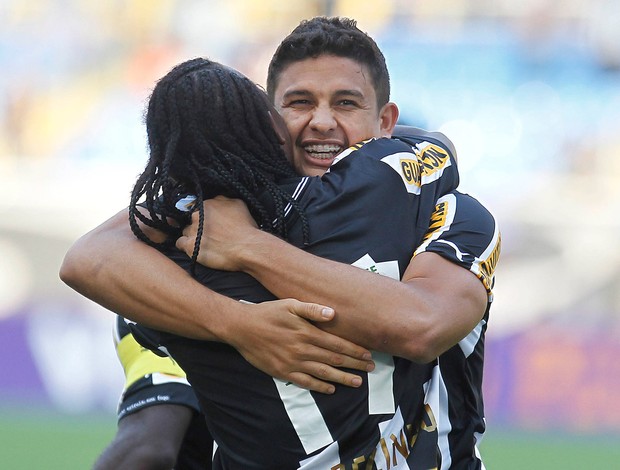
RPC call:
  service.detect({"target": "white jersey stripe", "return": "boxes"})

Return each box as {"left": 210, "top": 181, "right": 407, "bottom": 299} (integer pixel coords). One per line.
{"left": 273, "top": 379, "right": 334, "bottom": 454}
{"left": 283, "top": 177, "right": 311, "bottom": 219}
{"left": 367, "top": 351, "right": 396, "bottom": 415}
{"left": 475, "top": 421, "right": 487, "bottom": 470}
{"left": 458, "top": 319, "right": 486, "bottom": 358}
{"left": 426, "top": 362, "right": 452, "bottom": 470}
{"left": 298, "top": 441, "right": 341, "bottom": 469}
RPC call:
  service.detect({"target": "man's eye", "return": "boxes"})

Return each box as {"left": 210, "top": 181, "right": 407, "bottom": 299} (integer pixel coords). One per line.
{"left": 338, "top": 100, "right": 357, "bottom": 106}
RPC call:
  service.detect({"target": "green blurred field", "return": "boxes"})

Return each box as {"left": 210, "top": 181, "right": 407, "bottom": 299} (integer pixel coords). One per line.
{"left": 1, "top": 407, "right": 619, "bottom": 469}
{"left": 0, "top": 407, "right": 116, "bottom": 469}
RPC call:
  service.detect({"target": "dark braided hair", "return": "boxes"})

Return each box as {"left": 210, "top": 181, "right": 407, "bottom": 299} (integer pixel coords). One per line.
{"left": 129, "top": 57, "right": 308, "bottom": 272}
{"left": 267, "top": 16, "right": 391, "bottom": 108}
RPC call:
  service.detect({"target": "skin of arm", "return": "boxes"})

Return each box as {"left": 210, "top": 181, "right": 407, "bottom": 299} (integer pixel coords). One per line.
{"left": 59, "top": 209, "right": 375, "bottom": 393}
{"left": 176, "top": 197, "right": 489, "bottom": 363}
{"left": 92, "top": 404, "right": 196, "bottom": 470}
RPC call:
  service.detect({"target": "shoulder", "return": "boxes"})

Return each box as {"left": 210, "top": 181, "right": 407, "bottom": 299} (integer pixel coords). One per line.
{"left": 419, "top": 191, "right": 501, "bottom": 295}
{"left": 336, "top": 124, "right": 457, "bottom": 163}
{"left": 392, "top": 125, "right": 457, "bottom": 161}
{"left": 428, "top": 191, "right": 499, "bottom": 244}
{"left": 444, "top": 191, "right": 497, "bottom": 227}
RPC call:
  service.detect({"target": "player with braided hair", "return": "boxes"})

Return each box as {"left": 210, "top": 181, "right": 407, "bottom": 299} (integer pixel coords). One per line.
{"left": 128, "top": 58, "right": 308, "bottom": 268}
{"left": 95, "top": 57, "right": 323, "bottom": 469}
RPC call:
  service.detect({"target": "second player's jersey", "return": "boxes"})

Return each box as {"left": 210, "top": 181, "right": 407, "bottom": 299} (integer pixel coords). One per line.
{"left": 114, "top": 314, "right": 190, "bottom": 392}
{"left": 415, "top": 191, "right": 500, "bottom": 470}
{"left": 131, "top": 131, "right": 497, "bottom": 469}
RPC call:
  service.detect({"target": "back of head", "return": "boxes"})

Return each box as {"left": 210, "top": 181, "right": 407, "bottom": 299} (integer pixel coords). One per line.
{"left": 130, "top": 58, "right": 304, "bottom": 258}
{"left": 144, "top": 57, "right": 291, "bottom": 198}
{"left": 266, "top": 16, "right": 390, "bottom": 107}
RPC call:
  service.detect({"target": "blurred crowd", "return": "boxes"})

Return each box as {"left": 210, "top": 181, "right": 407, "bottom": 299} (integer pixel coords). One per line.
{"left": 2, "top": 0, "right": 619, "bottom": 163}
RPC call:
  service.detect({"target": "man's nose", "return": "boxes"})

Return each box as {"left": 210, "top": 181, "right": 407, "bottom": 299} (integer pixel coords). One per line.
{"left": 309, "top": 105, "right": 336, "bottom": 133}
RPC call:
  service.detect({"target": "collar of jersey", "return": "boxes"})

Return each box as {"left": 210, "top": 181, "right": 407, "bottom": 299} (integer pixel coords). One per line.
{"left": 328, "top": 138, "right": 378, "bottom": 172}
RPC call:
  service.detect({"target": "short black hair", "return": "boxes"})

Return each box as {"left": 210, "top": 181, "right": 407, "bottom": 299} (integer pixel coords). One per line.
{"left": 266, "top": 16, "right": 390, "bottom": 108}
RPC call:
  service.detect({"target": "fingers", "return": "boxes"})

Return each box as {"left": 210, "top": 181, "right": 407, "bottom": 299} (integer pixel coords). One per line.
{"left": 236, "top": 299, "right": 376, "bottom": 393}
{"left": 282, "top": 299, "right": 375, "bottom": 365}
{"left": 309, "top": 347, "right": 375, "bottom": 374}
{"left": 304, "top": 362, "right": 365, "bottom": 388}
{"left": 293, "top": 340, "right": 375, "bottom": 376}
{"left": 316, "top": 336, "right": 374, "bottom": 364}
{"left": 335, "top": 355, "right": 376, "bottom": 373}
{"left": 287, "top": 300, "right": 373, "bottom": 361}
{"left": 288, "top": 299, "right": 335, "bottom": 322}
{"left": 286, "top": 372, "right": 336, "bottom": 395}
{"left": 176, "top": 219, "right": 197, "bottom": 254}
{"left": 285, "top": 365, "right": 368, "bottom": 394}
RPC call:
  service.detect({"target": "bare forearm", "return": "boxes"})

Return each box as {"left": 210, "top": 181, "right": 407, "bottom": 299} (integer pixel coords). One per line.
{"left": 60, "top": 209, "right": 376, "bottom": 393}
{"left": 234, "top": 231, "right": 486, "bottom": 362}
{"left": 59, "top": 210, "right": 235, "bottom": 341}
{"left": 234, "top": 232, "right": 426, "bottom": 358}
{"left": 174, "top": 197, "right": 489, "bottom": 362}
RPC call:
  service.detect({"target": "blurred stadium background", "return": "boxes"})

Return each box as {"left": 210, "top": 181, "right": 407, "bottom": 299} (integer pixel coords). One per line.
{"left": 1, "top": 0, "right": 619, "bottom": 468}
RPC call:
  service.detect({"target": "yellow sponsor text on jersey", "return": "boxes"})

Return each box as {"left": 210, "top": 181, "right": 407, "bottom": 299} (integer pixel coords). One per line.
{"left": 478, "top": 233, "right": 501, "bottom": 292}
{"left": 330, "top": 403, "right": 438, "bottom": 469}
{"left": 400, "top": 159, "right": 423, "bottom": 186}
{"left": 400, "top": 144, "right": 450, "bottom": 186}
{"left": 422, "top": 200, "right": 449, "bottom": 241}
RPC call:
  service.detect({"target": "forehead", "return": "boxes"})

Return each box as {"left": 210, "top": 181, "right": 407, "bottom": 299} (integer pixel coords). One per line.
{"left": 274, "top": 55, "right": 377, "bottom": 102}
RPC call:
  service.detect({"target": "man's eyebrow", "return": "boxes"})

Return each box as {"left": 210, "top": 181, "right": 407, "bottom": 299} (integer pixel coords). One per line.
{"left": 333, "top": 89, "right": 365, "bottom": 99}
{"left": 281, "top": 89, "right": 312, "bottom": 99}
{"left": 281, "top": 89, "right": 365, "bottom": 99}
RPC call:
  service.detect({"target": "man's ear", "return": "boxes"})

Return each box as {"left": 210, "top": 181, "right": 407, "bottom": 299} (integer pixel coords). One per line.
{"left": 378, "top": 102, "right": 399, "bottom": 137}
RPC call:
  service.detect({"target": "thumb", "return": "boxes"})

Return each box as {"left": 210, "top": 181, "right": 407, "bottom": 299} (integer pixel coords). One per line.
{"left": 290, "top": 299, "right": 335, "bottom": 322}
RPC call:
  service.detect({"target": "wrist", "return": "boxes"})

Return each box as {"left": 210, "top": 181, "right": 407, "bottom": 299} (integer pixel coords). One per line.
{"left": 211, "top": 299, "right": 253, "bottom": 347}
{"left": 232, "top": 229, "right": 276, "bottom": 274}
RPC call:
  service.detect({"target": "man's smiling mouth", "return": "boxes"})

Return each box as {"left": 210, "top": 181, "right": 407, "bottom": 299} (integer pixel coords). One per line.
{"left": 304, "top": 144, "right": 342, "bottom": 160}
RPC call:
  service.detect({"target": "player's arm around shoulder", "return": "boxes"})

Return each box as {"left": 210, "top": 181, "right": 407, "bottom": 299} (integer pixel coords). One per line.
{"left": 399, "top": 191, "right": 500, "bottom": 362}
{"left": 58, "top": 207, "right": 223, "bottom": 340}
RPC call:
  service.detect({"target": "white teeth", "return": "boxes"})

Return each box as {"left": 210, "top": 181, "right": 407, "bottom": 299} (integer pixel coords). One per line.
{"left": 304, "top": 144, "right": 342, "bottom": 159}
{"left": 305, "top": 144, "right": 341, "bottom": 152}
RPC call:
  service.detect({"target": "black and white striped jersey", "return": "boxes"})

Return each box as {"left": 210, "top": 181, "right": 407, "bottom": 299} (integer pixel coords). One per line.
{"left": 414, "top": 190, "right": 501, "bottom": 470}
{"left": 394, "top": 127, "right": 500, "bottom": 470}
{"left": 132, "top": 130, "right": 498, "bottom": 468}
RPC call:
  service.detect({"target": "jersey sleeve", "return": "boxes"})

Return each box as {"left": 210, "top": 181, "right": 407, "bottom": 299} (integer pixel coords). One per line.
{"left": 392, "top": 125, "right": 458, "bottom": 164}
{"left": 414, "top": 191, "right": 501, "bottom": 300}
